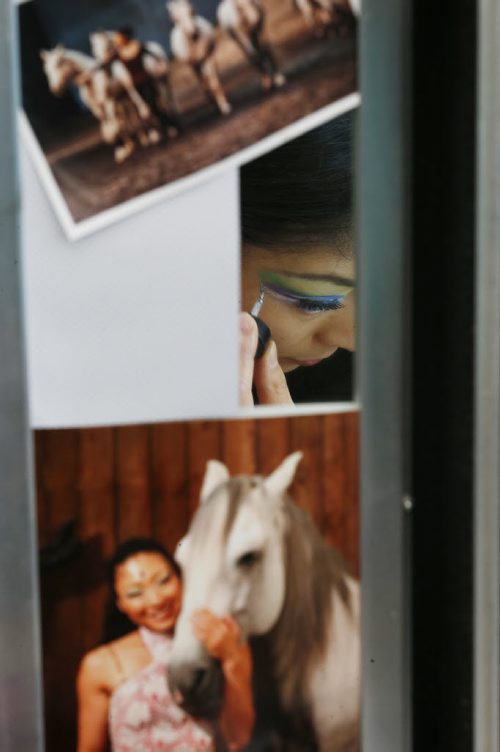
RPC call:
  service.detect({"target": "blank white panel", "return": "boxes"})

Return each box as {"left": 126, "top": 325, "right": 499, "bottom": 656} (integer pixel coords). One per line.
{"left": 20, "top": 146, "right": 239, "bottom": 427}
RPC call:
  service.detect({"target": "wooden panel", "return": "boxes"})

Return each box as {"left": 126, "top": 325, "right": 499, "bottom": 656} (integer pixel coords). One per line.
{"left": 289, "top": 415, "right": 324, "bottom": 524}
{"left": 151, "top": 422, "right": 190, "bottom": 552}
{"left": 187, "top": 421, "right": 222, "bottom": 513}
{"left": 115, "top": 426, "right": 152, "bottom": 540}
{"left": 222, "top": 419, "right": 257, "bottom": 474}
{"left": 342, "top": 413, "right": 360, "bottom": 575}
{"left": 79, "top": 428, "right": 115, "bottom": 651}
{"left": 322, "top": 413, "right": 359, "bottom": 575}
{"left": 36, "top": 429, "right": 81, "bottom": 752}
{"left": 256, "top": 417, "right": 290, "bottom": 474}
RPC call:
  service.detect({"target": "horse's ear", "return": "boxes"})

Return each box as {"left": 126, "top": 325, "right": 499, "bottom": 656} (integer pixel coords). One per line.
{"left": 263, "top": 451, "right": 303, "bottom": 498}
{"left": 200, "top": 460, "right": 230, "bottom": 504}
{"left": 40, "top": 49, "right": 48, "bottom": 61}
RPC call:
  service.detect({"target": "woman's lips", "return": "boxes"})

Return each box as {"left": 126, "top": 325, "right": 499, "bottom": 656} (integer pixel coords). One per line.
{"left": 147, "top": 607, "right": 175, "bottom": 621}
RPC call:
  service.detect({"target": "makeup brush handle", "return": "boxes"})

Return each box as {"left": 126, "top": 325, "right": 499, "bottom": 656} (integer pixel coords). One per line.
{"left": 251, "top": 315, "right": 271, "bottom": 359}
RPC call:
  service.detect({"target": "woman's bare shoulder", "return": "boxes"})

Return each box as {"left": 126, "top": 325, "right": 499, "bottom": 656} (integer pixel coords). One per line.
{"left": 78, "top": 632, "right": 140, "bottom": 688}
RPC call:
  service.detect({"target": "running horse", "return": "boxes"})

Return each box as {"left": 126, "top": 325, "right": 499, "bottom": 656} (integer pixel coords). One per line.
{"left": 217, "top": 0, "right": 285, "bottom": 90}
{"left": 40, "top": 44, "right": 152, "bottom": 163}
{"left": 168, "top": 452, "right": 360, "bottom": 751}
{"left": 90, "top": 30, "right": 179, "bottom": 138}
{"left": 167, "top": 0, "right": 232, "bottom": 115}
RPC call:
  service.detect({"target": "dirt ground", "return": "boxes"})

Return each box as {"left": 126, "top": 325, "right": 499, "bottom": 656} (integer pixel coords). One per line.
{"left": 46, "top": 21, "right": 356, "bottom": 223}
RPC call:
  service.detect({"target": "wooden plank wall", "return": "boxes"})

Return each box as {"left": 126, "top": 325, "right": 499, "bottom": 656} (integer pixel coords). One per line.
{"left": 35, "top": 412, "right": 359, "bottom": 750}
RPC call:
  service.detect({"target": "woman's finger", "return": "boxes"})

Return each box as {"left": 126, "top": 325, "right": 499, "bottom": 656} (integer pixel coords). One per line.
{"left": 253, "top": 340, "right": 294, "bottom": 405}
{"left": 239, "top": 313, "right": 258, "bottom": 406}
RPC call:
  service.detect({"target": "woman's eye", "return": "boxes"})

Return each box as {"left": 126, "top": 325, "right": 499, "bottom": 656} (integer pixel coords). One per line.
{"left": 158, "top": 574, "right": 171, "bottom": 585}
{"left": 263, "top": 284, "right": 346, "bottom": 315}
{"left": 294, "top": 297, "right": 346, "bottom": 314}
{"left": 236, "top": 550, "right": 262, "bottom": 568}
{"left": 125, "top": 591, "right": 142, "bottom": 599}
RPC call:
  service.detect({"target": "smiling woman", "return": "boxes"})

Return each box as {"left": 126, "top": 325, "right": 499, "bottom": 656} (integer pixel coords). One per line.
{"left": 240, "top": 110, "right": 356, "bottom": 405}
{"left": 76, "top": 538, "right": 254, "bottom": 752}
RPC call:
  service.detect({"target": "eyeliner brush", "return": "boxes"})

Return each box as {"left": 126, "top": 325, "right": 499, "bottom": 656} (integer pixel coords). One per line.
{"left": 250, "top": 284, "right": 271, "bottom": 359}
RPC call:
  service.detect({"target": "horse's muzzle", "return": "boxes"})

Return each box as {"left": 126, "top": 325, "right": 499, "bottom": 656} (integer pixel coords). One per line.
{"left": 168, "top": 658, "right": 224, "bottom": 720}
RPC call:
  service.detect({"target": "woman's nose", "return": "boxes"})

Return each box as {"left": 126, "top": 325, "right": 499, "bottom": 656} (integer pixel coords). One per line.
{"left": 313, "top": 310, "right": 354, "bottom": 352}
{"left": 145, "top": 587, "right": 162, "bottom": 606}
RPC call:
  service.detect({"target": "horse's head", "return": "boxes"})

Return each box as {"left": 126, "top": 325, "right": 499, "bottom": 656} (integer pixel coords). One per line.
{"left": 167, "top": 0, "right": 196, "bottom": 31}
{"left": 40, "top": 45, "right": 73, "bottom": 95}
{"left": 89, "top": 29, "right": 117, "bottom": 62}
{"left": 168, "top": 451, "right": 303, "bottom": 717}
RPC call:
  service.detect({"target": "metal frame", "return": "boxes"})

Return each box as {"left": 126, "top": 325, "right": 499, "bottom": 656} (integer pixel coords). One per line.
{"left": 359, "top": 0, "right": 412, "bottom": 750}
{"left": 0, "top": 1, "right": 44, "bottom": 749}
{"left": 474, "top": 0, "right": 500, "bottom": 749}
{"left": 0, "top": 0, "right": 415, "bottom": 750}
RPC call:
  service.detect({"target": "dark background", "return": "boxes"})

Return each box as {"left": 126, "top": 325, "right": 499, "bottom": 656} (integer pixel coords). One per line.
{"left": 411, "top": 0, "right": 476, "bottom": 749}
{"left": 32, "top": 0, "right": 221, "bottom": 55}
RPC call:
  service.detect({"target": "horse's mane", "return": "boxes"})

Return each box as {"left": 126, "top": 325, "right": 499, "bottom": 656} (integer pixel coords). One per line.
{"left": 215, "top": 476, "right": 352, "bottom": 718}
{"left": 266, "top": 497, "right": 351, "bottom": 714}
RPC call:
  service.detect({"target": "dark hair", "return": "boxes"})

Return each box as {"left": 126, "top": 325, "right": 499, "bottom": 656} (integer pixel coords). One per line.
{"left": 117, "top": 26, "right": 134, "bottom": 40}
{"left": 101, "top": 537, "right": 181, "bottom": 643}
{"left": 240, "top": 111, "right": 354, "bottom": 253}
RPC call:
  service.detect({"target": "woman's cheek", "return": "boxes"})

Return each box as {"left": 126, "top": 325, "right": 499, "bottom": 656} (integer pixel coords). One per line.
{"left": 266, "top": 303, "right": 311, "bottom": 350}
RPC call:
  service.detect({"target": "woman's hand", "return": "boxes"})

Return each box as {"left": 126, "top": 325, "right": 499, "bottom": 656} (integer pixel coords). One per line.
{"left": 191, "top": 609, "right": 245, "bottom": 664}
{"left": 192, "top": 609, "right": 255, "bottom": 750}
{"left": 239, "top": 313, "right": 294, "bottom": 406}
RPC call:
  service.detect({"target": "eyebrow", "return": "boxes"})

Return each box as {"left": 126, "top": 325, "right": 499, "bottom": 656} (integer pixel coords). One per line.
{"left": 266, "top": 270, "right": 356, "bottom": 287}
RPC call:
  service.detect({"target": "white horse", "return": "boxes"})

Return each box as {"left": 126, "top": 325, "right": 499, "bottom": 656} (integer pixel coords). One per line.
{"left": 217, "top": 0, "right": 285, "bottom": 90}
{"left": 89, "top": 31, "right": 163, "bottom": 146}
{"left": 169, "top": 452, "right": 360, "bottom": 751}
{"left": 40, "top": 45, "right": 151, "bottom": 162}
{"left": 295, "top": 0, "right": 359, "bottom": 35}
{"left": 90, "top": 30, "right": 178, "bottom": 136}
{"left": 167, "top": 0, "right": 232, "bottom": 115}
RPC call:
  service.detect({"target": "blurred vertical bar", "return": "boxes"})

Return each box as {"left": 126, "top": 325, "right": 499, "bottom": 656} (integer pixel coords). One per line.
{"left": 0, "top": 1, "right": 44, "bottom": 750}
{"left": 475, "top": 0, "right": 500, "bottom": 749}
{"left": 359, "top": 0, "right": 412, "bottom": 750}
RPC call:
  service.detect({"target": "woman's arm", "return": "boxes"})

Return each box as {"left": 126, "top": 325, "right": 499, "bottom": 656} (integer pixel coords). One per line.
{"left": 76, "top": 650, "right": 111, "bottom": 752}
{"left": 192, "top": 610, "right": 255, "bottom": 750}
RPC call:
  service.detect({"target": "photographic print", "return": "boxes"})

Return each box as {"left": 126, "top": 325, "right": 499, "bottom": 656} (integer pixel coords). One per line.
{"left": 239, "top": 108, "right": 356, "bottom": 407}
{"left": 19, "top": 0, "right": 358, "bottom": 238}
{"left": 37, "top": 414, "right": 360, "bottom": 750}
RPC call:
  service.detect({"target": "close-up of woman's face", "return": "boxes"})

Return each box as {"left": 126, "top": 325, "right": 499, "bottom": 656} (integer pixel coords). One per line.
{"left": 242, "top": 243, "right": 356, "bottom": 373}
{"left": 114, "top": 552, "right": 182, "bottom": 633}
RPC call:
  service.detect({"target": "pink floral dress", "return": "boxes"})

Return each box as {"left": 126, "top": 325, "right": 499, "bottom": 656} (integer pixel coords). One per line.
{"left": 108, "top": 628, "right": 215, "bottom": 751}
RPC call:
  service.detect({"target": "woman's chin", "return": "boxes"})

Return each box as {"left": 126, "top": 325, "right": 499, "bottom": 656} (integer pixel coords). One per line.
{"left": 143, "top": 615, "right": 177, "bottom": 633}
{"left": 279, "top": 359, "right": 300, "bottom": 373}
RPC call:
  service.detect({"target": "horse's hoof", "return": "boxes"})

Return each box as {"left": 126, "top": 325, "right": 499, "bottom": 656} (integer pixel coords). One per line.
{"left": 138, "top": 131, "right": 150, "bottom": 147}
{"left": 115, "top": 143, "right": 134, "bottom": 163}
{"left": 273, "top": 73, "right": 286, "bottom": 87}
{"left": 220, "top": 102, "right": 232, "bottom": 115}
{"left": 261, "top": 75, "right": 273, "bottom": 91}
{"left": 148, "top": 129, "right": 162, "bottom": 144}
{"left": 167, "top": 127, "right": 179, "bottom": 138}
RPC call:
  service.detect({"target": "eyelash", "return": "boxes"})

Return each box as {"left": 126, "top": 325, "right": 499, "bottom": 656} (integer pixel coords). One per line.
{"left": 264, "top": 285, "right": 346, "bottom": 315}
{"left": 295, "top": 297, "right": 346, "bottom": 314}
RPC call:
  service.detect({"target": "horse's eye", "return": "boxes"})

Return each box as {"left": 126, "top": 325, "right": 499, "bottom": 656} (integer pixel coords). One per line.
{"left": 236, "top": 550, "right": 261, "bottom": 568}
